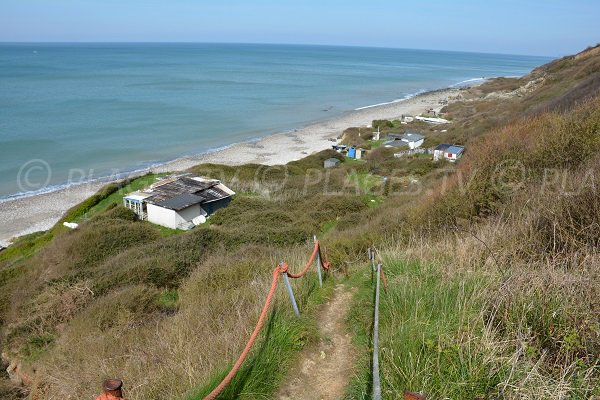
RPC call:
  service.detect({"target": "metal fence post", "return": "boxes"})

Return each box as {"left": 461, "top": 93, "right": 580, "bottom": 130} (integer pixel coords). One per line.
{"left": 368, "top": 248, "right": 373, "bottom": 283}
{"left": 371, "top": 249, "right": 377, "bottom": 272}
{"left": 314, "top": 235, "right": 323, "bottom": 288}
{"left": 372, "top": 263, "right": 382, "bottom": 400}
{"left": 282, "top": 262, "right": 300, "bottom": 316}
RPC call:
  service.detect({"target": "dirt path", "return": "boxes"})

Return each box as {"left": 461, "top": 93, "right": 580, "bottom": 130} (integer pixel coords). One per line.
{"left": 275, "top": 283, "right": 356, "bottom": 400}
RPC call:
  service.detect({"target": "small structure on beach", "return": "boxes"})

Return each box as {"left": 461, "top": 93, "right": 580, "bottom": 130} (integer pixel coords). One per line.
{"left": 415, "top": 116, "right": 450, "bottom": 124}
{"left": 347, "top": 147, "right": 366, "bottom": 160}
{"left": 63, "top": 222, "right": 79, "bottom": 230}
{"left": 348, "top": 147, "right": 356, "bottom": 158}
{"left": 384, "top": 131, "right": 424, "bottom": 149}
{"left": 332, "top": 144, "right": 348, "bottom": 154}
{"left": 433, "top": 144, "right": 465, "bottom": 162}
{"left": 123, "top": 174, "right": 235, "bottom": 230}
{"left": 332, "top": 144, "right": 365, "bottom": 160}
{"left": 372, "top": 127, "right": 381, "bottom": 141}
{"left": 324, "top": 158, "right": 341, "bottom": 168}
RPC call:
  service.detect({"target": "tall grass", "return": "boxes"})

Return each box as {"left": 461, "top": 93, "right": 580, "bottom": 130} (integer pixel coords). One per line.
{"left": 25, "top": 244, "right": 335, "bottom": 399}
{"left": 346, "top": 258, "right": 506, "bottom": 399}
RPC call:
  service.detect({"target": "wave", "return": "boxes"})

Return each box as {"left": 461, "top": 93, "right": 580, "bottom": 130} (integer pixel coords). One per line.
{"left": 354, "top": 75, "right": 517, "bottom": 111}
{"left": 354, "top": 89, "right": 428, "bottom": 111}
{"left": 0, "top": 169, "right": 147, "bottom": 204}
{"left": 0, "top": 137, "right": 265, "bottom": 204}
{"left": 449, "top": 77, "right": 488, "bottom": 87}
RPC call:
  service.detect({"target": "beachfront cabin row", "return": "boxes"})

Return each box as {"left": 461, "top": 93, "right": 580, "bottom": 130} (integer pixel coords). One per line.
{"left": 123, "top": 175, "right": 235, "bottom": 230}
{"left": 384, "top": 131, "right": 424, "bottom": 149}
{"left": 332, "top": 144, "right": 366, "bottom": 160}
{"left": 433, "top": 144, "right": 465, "bottom": 162}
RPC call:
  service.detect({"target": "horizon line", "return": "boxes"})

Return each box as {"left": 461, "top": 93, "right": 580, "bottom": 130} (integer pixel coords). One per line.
{"left": 0, "top": 41, "right": 558, "bottom": 58}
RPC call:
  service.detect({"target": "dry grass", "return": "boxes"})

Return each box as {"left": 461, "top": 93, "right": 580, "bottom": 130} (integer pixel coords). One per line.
{"left": 26, "top": 243, "right": 333, "bottom": 399}
{"left": 2, "top": 47, "right": 600, "bottom": 399}
{"left": 1, "top": 151, "right": 360, "bottom": 398}
{"left": 370, "top": 160, "right": 600, "bottom": 398}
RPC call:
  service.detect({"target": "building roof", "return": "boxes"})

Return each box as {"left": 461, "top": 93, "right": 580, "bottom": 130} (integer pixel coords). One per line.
{"left": 146, "top": 176, "right": 218, "bottom": 204}
{"left": 325, "top": 158, "right": 341, "bottom": 163}
{"left": 128, "top": 174, "right": 235, "bottom": 211}
{"left": 124, "top": 192, "right": 153, "bottom": 202}
{"left": 383, "top": 140, "right": 408, "bottom": 148}
{"left": 201, "top": 184, "right": 236, "bottom": 203}
{"left": 415, "top": 116, "right": 450, "bottom": 124}
{"left": 434, "top": 143, "right": 451, "bottom": 151}
{"left": 155, "top": 193, "right": 205, "bottom": 211}
{"left": 447, "top": 145, "right": 465, "bottom": 155}
{"left": 401, "top": 132, "right": 424, "bottom": 142}
{"left": 388, "top": 131, "right": 424, "bottom": 141}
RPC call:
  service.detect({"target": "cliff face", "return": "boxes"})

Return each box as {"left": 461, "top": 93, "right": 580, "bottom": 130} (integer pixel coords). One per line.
{"left": 575, "top": 43, "right": 600, "bottom": 60}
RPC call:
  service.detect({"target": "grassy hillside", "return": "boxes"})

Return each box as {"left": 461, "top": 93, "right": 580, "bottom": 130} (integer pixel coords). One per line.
{"left": 1, "top": 44, "right": 599, "bottom": 399}
{"left": 342, "top": 45, "right": 600, "bottom": 399}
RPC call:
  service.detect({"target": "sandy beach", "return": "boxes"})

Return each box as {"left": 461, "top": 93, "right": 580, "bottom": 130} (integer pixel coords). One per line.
{"left": 0, "top": 88, "right": 459, "bottom": 247}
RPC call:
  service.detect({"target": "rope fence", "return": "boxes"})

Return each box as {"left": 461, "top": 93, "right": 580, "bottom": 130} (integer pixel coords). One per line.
{"left": 202, "top": 236, "right": 330, "bottom": 400}
{"left": 372, "top": 262, "right": 382, "bottom": 400}
{"left": 369, "top": 247, "right": 387, "bottom": 400}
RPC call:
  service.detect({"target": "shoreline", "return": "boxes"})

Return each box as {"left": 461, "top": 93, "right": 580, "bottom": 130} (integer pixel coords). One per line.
{"left": 0, "top": 86, "right": 462, "bottom": 247}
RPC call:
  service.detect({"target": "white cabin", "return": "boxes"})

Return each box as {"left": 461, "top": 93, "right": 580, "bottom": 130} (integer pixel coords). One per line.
{"left": 433, "top": 144, "right": 465, "bottom": 162}
{"left": 123, "top": 175, "right": 235, "bottom": 230}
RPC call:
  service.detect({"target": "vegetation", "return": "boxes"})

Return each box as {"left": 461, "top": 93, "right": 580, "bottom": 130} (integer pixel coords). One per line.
{"left": 1, "top": 44, "right": 599, "bottom": 399}
{"left": 347, "top": 260, "right": 501, "bottom": 399}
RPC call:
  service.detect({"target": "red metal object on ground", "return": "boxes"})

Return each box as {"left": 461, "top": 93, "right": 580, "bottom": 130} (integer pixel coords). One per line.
{"left": 95, "top": 378, "right": 127, "bottom": 400}
{"left": 404, "top": 390, "right": 427, "bottom": 400}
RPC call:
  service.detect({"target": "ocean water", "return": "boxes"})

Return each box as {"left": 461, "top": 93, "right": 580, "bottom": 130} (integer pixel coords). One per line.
{"left": 0, "top": 43, "right": 550, "bottom": 200}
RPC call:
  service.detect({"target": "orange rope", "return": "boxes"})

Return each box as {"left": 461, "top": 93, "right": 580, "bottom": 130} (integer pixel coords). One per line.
{"left": 203, "top": 264, "right": 283, "bottom": 400}
{"left": 203, "top": 239, "right": 331, "bottom": 399}
{"left": 318, "top": 244, "right": 331, "bottom": 271}
{"left": 286, "top": 241, "right": 320, "bottom": 278}
{"left": 380, "top": 265, "right": 388, "bottom": 292}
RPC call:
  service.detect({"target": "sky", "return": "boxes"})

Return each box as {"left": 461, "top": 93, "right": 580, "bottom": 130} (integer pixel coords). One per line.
{"left": 0, "top": 0, "right": 598, "bottom": 56}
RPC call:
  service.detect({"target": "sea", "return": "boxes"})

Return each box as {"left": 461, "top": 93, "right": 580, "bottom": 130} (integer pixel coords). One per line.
{"left": 0, "top": 43, "right": 551, "bottom": 200}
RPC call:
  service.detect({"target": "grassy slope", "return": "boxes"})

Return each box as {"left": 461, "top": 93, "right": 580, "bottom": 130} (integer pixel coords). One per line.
{"left": 343, "top": 45, "right": 600, "bottom": 400}
{"left": 0, "top": 150, "right": 388, "bottom": 399}
{"left": 347, "top": 260, "right": 502, "bottom": 399}
{"left": 0, "top": 45, "right": 599, "bottom": 399}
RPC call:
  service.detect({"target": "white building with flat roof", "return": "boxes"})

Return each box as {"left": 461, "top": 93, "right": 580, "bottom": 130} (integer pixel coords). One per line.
{"left": 123, "top": 175, "right": 235, "bottom": 230}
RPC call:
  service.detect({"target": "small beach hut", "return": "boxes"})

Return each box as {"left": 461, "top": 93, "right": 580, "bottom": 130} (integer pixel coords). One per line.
{"left": 400, "top": 132, "right": 425, "bottom": 149}
{"left": 433, "top": 144, "right": 465, "bottom": 162}
{"left": 332, "top": 144, "right": 347, "bottom": 154}
{"left": 324, "top": 158, "right": 341, "bottom": 168}
{"left": 372, "top": 127, "right": 381, "bottom": 141}
{"left": 348, "top": 147, "right": 356, "bottom": 159}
